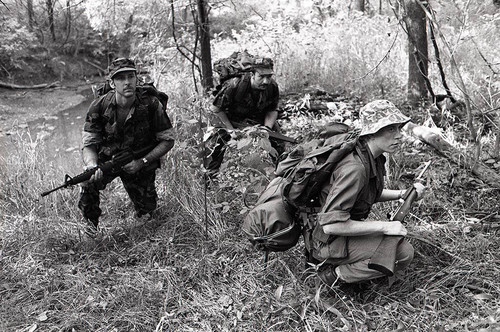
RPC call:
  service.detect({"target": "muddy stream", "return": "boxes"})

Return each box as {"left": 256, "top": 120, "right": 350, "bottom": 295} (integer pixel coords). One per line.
{"left": 1, "top": 97, "right": 92, "bottom": 174}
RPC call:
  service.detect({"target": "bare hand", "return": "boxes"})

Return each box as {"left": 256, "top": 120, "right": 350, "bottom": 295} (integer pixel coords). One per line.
{"left": 122, "top": 160, "right": 143, "bottom": 174}
{"left": 383, "top": 221, "right": 407, "bottom": 236}
{"left": 413, "top": 182, "right": 426, "bottom": 200}
{"left": 85, "top": 165, "right": 103, "bottom": 183}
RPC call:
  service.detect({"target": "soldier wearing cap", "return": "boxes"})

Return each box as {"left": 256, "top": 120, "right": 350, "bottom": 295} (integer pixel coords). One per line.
{"left": 79, "top": 57, "right": 175, "bottom": 233}
{"left": 204, "top": 56, "right": 283, "bottom": 176}
{"left": 307, "top": 100, "right": 426, "bottom": 287}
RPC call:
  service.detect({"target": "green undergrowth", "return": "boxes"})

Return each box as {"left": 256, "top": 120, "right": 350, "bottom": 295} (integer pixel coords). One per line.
{"left": 1, "top": 98, "right": 500, "bottom": 331}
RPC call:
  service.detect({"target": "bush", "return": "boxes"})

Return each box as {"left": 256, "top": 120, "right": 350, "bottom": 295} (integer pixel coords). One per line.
{"left": 0, "top": 17, "right": 40, "bottom": 76}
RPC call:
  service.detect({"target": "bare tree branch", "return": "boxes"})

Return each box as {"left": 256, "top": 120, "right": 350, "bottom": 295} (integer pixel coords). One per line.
{"left": 470, "top": 37, "right": 498, "bottom": 75}
{"left": 1, "top": 1, "right": 10, "bottom": 10}
{"left": 429, "top": 22, "right": 455, "bottom": 102}
{"left": 170, "top": 0, "right": 201, "bottom": 92}
{"left": 351, "top": 29, "right": 400, "bottom": 81}
{"left": 189, "top": 1, "right": 200, "bottom": 94}
{"left": 418, "top": 1, "right": 477, "bottom": 142}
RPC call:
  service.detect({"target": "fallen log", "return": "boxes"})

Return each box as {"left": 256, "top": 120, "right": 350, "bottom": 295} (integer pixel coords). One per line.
{"left": 405, "top": 122, "right": 500, "bottom": 187}
{"left": 0, "top": 81, "right": 60, "bottom": 90}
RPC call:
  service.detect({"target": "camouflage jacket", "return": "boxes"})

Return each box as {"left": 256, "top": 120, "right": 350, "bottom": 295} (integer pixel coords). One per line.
{"left": 82, "top": 89, "right": 174, "bottom": 165}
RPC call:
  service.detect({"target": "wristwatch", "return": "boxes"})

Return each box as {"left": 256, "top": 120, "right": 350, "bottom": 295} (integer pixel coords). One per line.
{"left": 142, "top": 157, "right": 149, "bottom": 165}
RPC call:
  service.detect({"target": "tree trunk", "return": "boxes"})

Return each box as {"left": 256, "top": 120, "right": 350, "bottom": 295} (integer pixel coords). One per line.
{"left": 403, "top": 0, "right": 428, "bottom": 106}
{"left": 63, "top": 0, "right": 71, "bottom": 44}
{"left": 27, "top": 0, "right": 34, "bottom": 30}
{"left": 46, "top": 0, "right": 56, "bottom": 41}
{"left": 352, "top": 0, "right": 365, "bottom": 12}
{"left": 196, "top": 0, "right": 214, "bottom": 92}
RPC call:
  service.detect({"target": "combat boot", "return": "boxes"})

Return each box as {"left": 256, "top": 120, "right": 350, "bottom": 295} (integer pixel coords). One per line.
{"left": 317, "top": 265, "right": 342, "bottom": 287}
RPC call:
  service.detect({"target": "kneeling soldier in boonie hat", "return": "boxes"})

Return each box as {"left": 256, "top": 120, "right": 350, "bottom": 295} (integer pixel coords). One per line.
{"left": 306, "top": 100, "right": 426, "bottom": 287}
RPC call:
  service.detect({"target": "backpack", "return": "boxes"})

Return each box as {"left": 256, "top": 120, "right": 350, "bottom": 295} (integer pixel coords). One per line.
{"left": 92, "top": 81, "right": 169, "bottom": 111}
{"left": 242, "top": 122, "right": 360, "bottom": 254}
{"left": 241, "top": 177, "right": 300, "bottom": 253}
{"left": 212, "top": 50, "right": 255, "bottom": 97}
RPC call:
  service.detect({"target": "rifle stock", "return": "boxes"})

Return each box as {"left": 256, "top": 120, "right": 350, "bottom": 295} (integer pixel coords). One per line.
{"left": 367, "top": 236, "right": 404, "bottom": 276}
{"left": 367, "top": 190, "right": 419, "bottom": 276}
{"left": 266, "top": 130, "right": 297, "bottom": 143}
{"left": 368, "top": 161, "right": 431, "bottom": 276}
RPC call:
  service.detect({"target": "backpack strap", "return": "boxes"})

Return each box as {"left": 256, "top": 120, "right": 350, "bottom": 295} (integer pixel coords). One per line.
{"left": 298, "top": 207, "right": 321, "bottom": 228}
{"left": 353, "top": 140, "right": 372, "bottom": 180}
{"left": 233, "top": 73, "right": 251, "bottom": 104}
{"left": 97, "top": 91, "right": 114, "bottom": 114}
{"left": 299, "top": 206, "right": 321, "bottom": 258}
{"left": 139, "top": 84, "right": 169, "bottom": 110}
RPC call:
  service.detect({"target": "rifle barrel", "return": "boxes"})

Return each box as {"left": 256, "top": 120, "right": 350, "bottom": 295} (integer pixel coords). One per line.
{"left": 41, "top": 183, "right": 67, "bottom": 197}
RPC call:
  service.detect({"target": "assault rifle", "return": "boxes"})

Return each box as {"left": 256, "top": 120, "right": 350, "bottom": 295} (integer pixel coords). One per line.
{"left": 368, "top": 161, "right": 431, "bottom": 276}
{"left": 231, "top": 121, "right": 297, "bottom": 143}
{"left": 41, "top": 144, "right": 155, "bottom": 197}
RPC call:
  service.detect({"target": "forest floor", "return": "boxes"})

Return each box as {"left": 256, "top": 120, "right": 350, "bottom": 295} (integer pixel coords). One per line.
{"left": 2, "top": 77, "right": 500, "bottom": 331}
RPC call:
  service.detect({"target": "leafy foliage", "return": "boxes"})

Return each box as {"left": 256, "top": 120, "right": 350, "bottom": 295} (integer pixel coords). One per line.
{"left": 0, "top": 17, "right": 39, "bottom": 74}
{"left": 2, "top": 91, "right": 500, "bottom": 331}
{"left": 1, "top": 0, "right": 500, "bottom": 331}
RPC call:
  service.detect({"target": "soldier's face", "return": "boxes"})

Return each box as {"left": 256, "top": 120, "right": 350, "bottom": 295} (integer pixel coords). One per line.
{"left": 371, "top": 124, "right": 404, "bottom": 154}
{"left": 251, "top": 72, "right": 272, "bottom": 90}
{"left": 111, "top": 71, "right": 137, "bottom": 98}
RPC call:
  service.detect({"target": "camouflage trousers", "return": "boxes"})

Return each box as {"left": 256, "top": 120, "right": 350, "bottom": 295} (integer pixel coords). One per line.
{"left": 78, "top": 169, "right": 158, "bottom": 223}
{"left": 203, "top": 127, "right": 285, "bottom": 175}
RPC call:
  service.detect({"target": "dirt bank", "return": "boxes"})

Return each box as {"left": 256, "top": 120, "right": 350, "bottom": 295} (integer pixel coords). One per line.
{"left": 0, "top": 81, "right": 93, "bottom": 136}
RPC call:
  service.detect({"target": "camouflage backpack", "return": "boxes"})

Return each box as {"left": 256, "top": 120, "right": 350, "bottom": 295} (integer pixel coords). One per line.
{"left": 212, "top": 51, "right": 257, "bottom": 98}
{"left": 242, "top": 123, "right": 362, "bottom": 255}
{"left": 213, "top": 50, "right": 255, "bottom": 84}
{"left": 242, "top": 101, "right": 411, "bottom": 256}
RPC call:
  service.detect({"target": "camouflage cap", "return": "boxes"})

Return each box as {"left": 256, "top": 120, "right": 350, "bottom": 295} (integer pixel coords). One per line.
{"left": 108, "top": 58, "right": 137, "bottom": 79}
{"left": 359, "top": 100, "right": 411, "bottom": 136}
{"left": 252, "top": 57, "right": 274, "bottom": 75}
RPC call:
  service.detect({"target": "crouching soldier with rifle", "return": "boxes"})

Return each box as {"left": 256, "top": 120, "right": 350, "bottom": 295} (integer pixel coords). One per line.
{"left": 74, "top": 58, "right": 174, "bottom": 234}
{"left": 204, "top": 57, "right": 291, "bottom": 178}
{"left": 308, "top": 100, "right": 427, "bottom": 288}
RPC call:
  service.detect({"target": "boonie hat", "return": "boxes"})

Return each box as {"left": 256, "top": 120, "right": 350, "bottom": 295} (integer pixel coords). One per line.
{"left": 108, "top": 58, "right": 137, "bottom": 79}
{"left": 359, "top": 100, "right": 411, "bottom": 136}
{"left": 253, "top": 57, "right": 274, "bottom": 75}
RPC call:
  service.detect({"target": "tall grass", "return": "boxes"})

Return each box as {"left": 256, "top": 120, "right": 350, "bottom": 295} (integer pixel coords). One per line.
{"left": 2, "top": 92, "right": 500, "bottom": 331}
{"left": 1, "top": 10, "right": 500, "bottom": 330}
